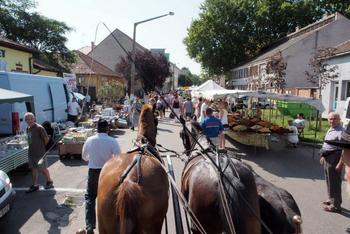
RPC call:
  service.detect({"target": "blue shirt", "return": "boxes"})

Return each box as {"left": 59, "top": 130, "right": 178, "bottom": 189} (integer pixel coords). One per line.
{"left": 200, "top": 115, "right": 224, "bottom": 138}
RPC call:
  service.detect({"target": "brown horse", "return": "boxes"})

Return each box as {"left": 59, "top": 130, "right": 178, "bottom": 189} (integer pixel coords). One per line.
{"left": 97, "top": 104, "right": 169, "bottom": 234}
{"left": 181, "top": 121, "right": 261, "bottom": 234}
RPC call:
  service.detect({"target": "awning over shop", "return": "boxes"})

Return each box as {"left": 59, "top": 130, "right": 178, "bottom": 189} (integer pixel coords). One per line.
{"left": 0, "top": 88, "right": 35, "bottom": 113}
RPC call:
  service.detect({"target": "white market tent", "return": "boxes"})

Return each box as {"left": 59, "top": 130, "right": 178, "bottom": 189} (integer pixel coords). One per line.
{"left": 196, "top": 89, "right": 325, "bottom": 112}
{"left": 0, "top": 88, "right": 35, "bottom": 115}
{"left": 191, "top": 80, "right": 226, "bottom": 97}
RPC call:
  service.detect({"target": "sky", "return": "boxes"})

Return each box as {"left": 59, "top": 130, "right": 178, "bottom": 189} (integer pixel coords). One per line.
{"left": 35, "top": 0, "right": 203, "bottom": 75}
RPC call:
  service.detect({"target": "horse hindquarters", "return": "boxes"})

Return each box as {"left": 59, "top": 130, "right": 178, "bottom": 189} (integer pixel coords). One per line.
{"left": 116, "top": 180, "right": 143, "bottom": 234}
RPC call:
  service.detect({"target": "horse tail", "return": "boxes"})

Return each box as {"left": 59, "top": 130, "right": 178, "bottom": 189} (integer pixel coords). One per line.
{"left": 115, "top": 180, "right": 142, "bottom": 234}
{"left": 292, "top": 215, "right": 303, "bottom": 234}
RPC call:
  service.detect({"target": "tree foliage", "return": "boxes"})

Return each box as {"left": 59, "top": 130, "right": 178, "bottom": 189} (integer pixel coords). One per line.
{"left": 97, "top": 80, "right": 125, "bottom": 105}
{"left": 265, "top": 51, "right": 287, "bottom": 93}
{"left": 305, "top": 47, "right": 339, "bottom": 98}
{"left": 184, "top": 0, "right": 350, "bottom": 75}
{"left": 116, "top": 50, "right": 170, "bottom": 94}
{"left": 0, "top": 0, "right": 75, "bottom": 72}
{"left": 178, "top": 67, "right": 201, "bottom": 86}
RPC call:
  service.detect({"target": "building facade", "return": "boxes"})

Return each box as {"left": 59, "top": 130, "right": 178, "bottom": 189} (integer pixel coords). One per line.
{"left": 229, "top": 13, "right": 350, "bottom": 98}
{"left": 71, "top": 51, "right": 125, "bottom": 103}
{"left": 87, "top": 28, "right": 180, "bottom": 92}
{"left": 322, "top": 40, "right": 350, "bottom": 118}
{"left": 0, "top": 37, "right": 60, "bottom": 76}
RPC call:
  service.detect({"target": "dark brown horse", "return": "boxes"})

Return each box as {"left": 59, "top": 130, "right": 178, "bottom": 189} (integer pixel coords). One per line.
{"left": 181, "top": 121, "right": 302, "bottom": 234}
{"left": 181, "top": 121, "right": 261, "bottom": 234}
{"left": 97, "top": 104, "right": 169, "bottom": 234}
{"left": 253, "top": 172, "right": 302, "bottom": 234}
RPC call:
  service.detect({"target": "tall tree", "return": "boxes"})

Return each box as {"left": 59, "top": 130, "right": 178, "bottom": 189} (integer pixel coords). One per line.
{"left": 116, "top": 51, "right": 170, "bottom": 94}
{"left": 184, "top": 0, "right": 350, "bottom": 76}
{"left": 0, "top": 0, "right": 75, "bottom": 72}
{"left": 265, "top": 51, "right": 287, "bottom": 93}
{"left": 305, "top": 47, "right": 339, "bottom": 99}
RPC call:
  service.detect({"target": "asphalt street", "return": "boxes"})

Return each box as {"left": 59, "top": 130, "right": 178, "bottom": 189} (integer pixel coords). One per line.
{"left": 0, "top": 115, "right": 350, "bottom": 234}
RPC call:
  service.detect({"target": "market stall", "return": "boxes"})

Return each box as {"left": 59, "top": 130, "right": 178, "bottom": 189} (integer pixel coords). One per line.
{"left": 196, "top": 89, "right": 324, "bottom": 150}
{"left": 58, "top": 127, "right": 95, "bottom": 158}
{"left": 0, "top": 88, "right": 34, "bottom": 172}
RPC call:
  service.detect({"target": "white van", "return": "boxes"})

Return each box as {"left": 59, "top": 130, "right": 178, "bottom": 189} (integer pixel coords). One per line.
{"left": 0, "top": 71, "right": 69, "bottom": 135}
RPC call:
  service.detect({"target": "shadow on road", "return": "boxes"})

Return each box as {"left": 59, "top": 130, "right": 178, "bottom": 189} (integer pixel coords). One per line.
{"left": 158, "top": 127, "right": 173, "bottom": 133}
{"left": 0, "top": 190, "right": 73, "bottom": 234}
{"left": 226, "top": 136, "right": 324, "bottom": 180}
{"left": 60, "top": 158, "right": 87, "bottom": 167}
{"left": 109, "top": 129, "right": 126, "bottom": 138}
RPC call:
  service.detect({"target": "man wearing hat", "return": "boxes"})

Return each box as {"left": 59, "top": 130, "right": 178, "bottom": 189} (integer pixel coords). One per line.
{"left": 326, "top": 122, "right": 350, "bottom": 203}
{"left": 81, "top": 119, "right": 121, "bottom": 234}
{"left": 319, "top": 112, "right": 344, "bottom": 213}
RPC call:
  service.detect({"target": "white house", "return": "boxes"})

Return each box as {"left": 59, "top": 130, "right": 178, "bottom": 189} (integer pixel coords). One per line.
{"left": 322, "top": 40, "right": 350, "bottom": 119}
{"left": 230, "top": 13, "right": 350, "bottom": 98}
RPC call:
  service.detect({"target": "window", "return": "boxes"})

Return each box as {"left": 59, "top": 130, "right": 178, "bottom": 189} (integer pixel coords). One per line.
{"left": 0, "top": 49, "right": 5, "bottom": 58}
{"left": 259, "top": 64, "right": 266, "bottom": 81}
{"left": 341, "top": 80, "right": 350, "bottom": 101}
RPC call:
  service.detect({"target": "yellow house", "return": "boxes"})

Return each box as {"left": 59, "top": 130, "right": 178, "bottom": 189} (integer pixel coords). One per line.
{"left": 0, "top": 37, "right": 60, "bottom": 77}
{"left": 71, "top": 51, "right": 126, "bottom": 103}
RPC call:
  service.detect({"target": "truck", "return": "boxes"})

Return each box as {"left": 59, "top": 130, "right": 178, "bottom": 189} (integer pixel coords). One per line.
{"left": 0, "top": 71, "right": 70, "bottom": 135}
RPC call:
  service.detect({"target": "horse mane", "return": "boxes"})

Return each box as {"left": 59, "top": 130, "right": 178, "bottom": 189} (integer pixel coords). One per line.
{"left": 137, "top": 104, "right": 157, "bottom": 146}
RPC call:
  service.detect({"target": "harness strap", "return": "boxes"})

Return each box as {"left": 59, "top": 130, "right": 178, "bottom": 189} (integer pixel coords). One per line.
{"left": 117, "top": 154, "right": 141, "bottom": 187}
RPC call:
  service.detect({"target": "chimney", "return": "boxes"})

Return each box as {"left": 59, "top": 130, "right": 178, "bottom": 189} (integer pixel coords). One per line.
{"left": 91, "top": 41, "right": 95, "bottom": 51}
{"left": 295, "top": 25, "right": 300, "bottom": 32}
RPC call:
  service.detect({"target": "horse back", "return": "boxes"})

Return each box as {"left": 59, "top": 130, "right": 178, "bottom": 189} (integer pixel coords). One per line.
{"left": 98, "top": 152, "right": 169, "bottom": 234}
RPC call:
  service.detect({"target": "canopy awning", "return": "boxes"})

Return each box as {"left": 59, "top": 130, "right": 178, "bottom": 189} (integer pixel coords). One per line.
{"left": 196, "top": 89, "right": 325, "bottom": 112}
{"left": 0, "top": 88, "right": 35, "bottom": 113}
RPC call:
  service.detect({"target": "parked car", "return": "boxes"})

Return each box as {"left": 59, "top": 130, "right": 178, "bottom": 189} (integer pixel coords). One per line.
{"left": 0, "top": 170, "right": 15, "bottom": 219}
{"left": 232, "top": 96, "right": 272, "bottom": 110}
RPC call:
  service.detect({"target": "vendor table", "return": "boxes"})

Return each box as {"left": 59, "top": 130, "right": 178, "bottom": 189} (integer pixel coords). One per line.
{"left": 0, "top": 147, "right": 28, "bottom": 173}
{"left": 226, "top": 130, "right": 271, "bottom": 150}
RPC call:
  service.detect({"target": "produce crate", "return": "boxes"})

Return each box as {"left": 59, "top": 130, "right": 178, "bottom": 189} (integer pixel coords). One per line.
{"left": 58, "top": 142, "right": 84, "bottom": 159}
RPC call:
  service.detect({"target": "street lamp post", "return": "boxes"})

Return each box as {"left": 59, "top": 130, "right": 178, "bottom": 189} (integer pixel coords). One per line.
{"left": 130, "top": 12, "right": 174, "bottom": 96}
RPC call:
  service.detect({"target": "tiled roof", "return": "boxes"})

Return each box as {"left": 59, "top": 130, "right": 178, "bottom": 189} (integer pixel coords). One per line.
{"left": 334, "top": 40, "right": 350, "bottom": 55}
{"left": 33, "top": 58, "right": 60, "bottom": 73}
{"left": 0, "top": 37, "right": 38, "bottom": 53}
{"left": 72, "top": 51, "right": 125, "bottom": 82}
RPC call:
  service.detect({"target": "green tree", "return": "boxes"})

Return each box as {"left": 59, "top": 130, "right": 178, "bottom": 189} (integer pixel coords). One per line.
{"left": 184, "top": 0, "right": 350, "bottom": 75}
{"left": 265, "top": 51, "right": 287, "bottom": 93}
{"left": 0, "top": 0, "right": 75, "bottom": 72}
{"left": 116, "top": 50, "right": 170, "bottom": 94}
{"left": 305, "top": 47, "right": 339, "bottom": 99}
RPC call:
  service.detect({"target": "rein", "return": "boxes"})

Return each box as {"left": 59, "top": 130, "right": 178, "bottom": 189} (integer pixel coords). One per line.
{"left": 116, "top": 143, "right": 161, "bottom": 187}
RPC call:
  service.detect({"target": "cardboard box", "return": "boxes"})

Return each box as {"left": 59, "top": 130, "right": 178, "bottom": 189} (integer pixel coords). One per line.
{"left": 58, "top": 143, "right": 84, "bottom": 155}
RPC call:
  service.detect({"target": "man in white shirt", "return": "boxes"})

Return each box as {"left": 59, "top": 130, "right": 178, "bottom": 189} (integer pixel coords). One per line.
{"left": 82, "top": 119, "right": 121, "bottom": 234}
{"left": 293, "top": 113, "right": 305, "bottom": 134}
{"left": 287, "top": 119, "right": 299, "bottom": 147}
{"left": 67, "top": 97, "right": 81, "bottom": 122}
{"left": 199, "top": 99, "right": 208, "bottom": 123}
{"left": 85, "top": 93, "right": 91, "bottom": 109}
